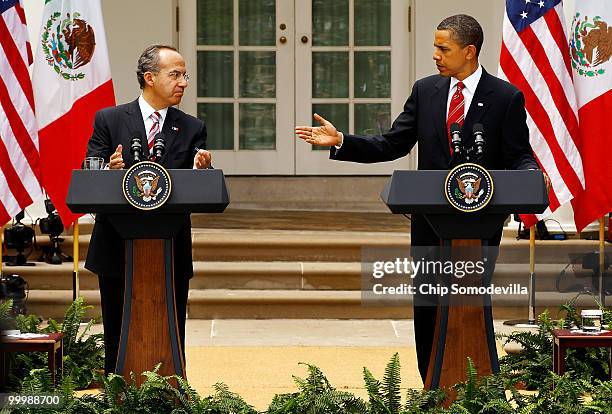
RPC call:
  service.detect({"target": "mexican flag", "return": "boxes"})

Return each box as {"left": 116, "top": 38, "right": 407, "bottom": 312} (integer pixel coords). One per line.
{"left": 32, "top": 0, "right": 115, "bottom": 227}
{"left": 569, "top": 0, "right": 612, "bottom": 231}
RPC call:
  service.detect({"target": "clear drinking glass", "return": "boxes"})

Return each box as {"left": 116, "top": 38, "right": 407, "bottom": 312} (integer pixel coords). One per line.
{"left": 83, "top": 157, "right": 104, "bottom": 170}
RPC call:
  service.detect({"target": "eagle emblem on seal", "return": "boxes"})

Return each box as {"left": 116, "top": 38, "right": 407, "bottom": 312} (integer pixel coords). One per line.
{"left": 456, "top": 176, "right": 483, "bottom": 204}
{"left": 134, "top": 173, "right": 162, "bottom": 202}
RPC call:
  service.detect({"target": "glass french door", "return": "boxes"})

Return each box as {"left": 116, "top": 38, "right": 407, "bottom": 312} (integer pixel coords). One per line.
{"left": 180, "top": 0, "right": 414, "bottom": 175}
{"left": 180, "top": 0, "right": 294, "bottom": 174}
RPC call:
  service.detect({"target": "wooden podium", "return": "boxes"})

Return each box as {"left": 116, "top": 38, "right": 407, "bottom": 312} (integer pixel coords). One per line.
{"left": 381, "top": 169, "right": 547, "bottom": 392}
{"left": 66, "top": 169, "right": 229, "bottom": 380}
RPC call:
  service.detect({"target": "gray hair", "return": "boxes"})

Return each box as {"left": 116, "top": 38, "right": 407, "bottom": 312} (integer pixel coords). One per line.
{"left": 136, "top": 44, "right": 178, "bottom": 89}
{"left": 437, "top": 14, "right": 484, "bottom": 57}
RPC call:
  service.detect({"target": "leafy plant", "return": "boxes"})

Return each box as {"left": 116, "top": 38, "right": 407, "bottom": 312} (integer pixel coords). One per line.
{"left": 0, "top": 299, "right": 16, "bottom": 331}
{"left": 363, "top": 352, "right": 402, "bottom": 414}
{"left": 498, "top": 294, "right": 611, "bottom": 388}
{"left": 6, "top": 298, "right": 104, "bottom": 390}
{"left": 267, "top": 363, "right": 366, "bottom": 414}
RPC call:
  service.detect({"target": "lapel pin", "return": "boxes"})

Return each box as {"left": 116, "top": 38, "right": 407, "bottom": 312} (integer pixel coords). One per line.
{"left": 477, "top": 102, "right": 484, "bottom": 107}
{"left": 171, "top": 126, "right": 179, "bottom": 132}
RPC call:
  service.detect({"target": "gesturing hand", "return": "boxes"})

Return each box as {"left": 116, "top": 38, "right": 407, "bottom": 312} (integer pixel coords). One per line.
{"left": 193, "top": 149, "right": 212, "bottom": 169}
{"left": 108, "top": 144, "right": 125, "bottom": 169}
{"left": 295, "top": 113, "right": 342, "bottom": 147}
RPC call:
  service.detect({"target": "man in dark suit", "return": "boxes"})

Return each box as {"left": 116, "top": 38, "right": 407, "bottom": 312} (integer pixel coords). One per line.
{"left": 296, "top": 14, "right": 549, "bottom": 382}
{"left": 85, "top": 45, "right": 212, "bottom": 374}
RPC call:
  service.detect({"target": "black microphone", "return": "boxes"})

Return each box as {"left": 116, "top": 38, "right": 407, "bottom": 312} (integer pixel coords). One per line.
{"left": 152, "top": 132, "right": 166, "bottom": 161}
{"left": 130, "top": 136, "right": 142, "bottom": 163}
{"left": 473, "top": 123, "right": 485, "bottom": 160}
{"left": 450, "top": 122, "right": 462, "bottom": 156}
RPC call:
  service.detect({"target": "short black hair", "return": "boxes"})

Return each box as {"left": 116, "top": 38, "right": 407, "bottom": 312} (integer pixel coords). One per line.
{"left": 437, "top": 14, "right": 484, "bottom": 57}
{"left": 136, "top": 44, "right": 179, "bottom": 89}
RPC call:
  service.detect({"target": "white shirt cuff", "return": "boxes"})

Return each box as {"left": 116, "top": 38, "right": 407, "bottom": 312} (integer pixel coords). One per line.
{"left": 334, "top": 132, "right": 344, "bottom": 149}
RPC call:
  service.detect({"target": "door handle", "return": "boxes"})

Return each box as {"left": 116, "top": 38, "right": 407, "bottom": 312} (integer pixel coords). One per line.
{"left": 279, "top": 36, "right": 287, "bottom": 44}
{"left": 301, "top": 35, "right": 309, "bottom": 44}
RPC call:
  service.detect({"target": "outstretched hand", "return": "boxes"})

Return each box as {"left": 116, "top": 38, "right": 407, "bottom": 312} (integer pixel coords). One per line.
{"left": 295, "top": 113, "right": 342, "bottom": 147}
{"left": 108, "top": 144, "right": 125, "bottom": 169}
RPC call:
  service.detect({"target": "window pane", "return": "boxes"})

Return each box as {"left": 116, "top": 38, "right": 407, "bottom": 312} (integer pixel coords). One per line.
{"left": 239, "top": 52, "right": 276, "bottom": 98}
{"left": 239, "top": 104, "right": 276, "bottom": 150}
{"left": 312, "top": 52, "right": 349, "bottom": 98}
{"left": 354, "top": 0, "right": 390, "bottom": 46}
{"left": 198, "top": 51, "right": 234, "bottom": 98}
{"left": 311, "top": 104, "right": 348, "bottom": 151}
{"left": 239, "top": 0, "right": 275, "bottom": 46}
{"left": 354, "top": 52, "right": 390, "bottom": 98}
{"left": 197, "top": 0, "right": 233, "bottom": 45}
{"left": 355, "top": 104, "right": 391, "bottom": 136}
{"left": 198, "top": 103, "right": 234, "bottom": 150}
{"left": 312, "top": 0, "right": 348, "bottom": 46}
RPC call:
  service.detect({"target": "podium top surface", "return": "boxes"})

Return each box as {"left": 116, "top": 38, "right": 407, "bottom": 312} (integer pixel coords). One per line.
{"left": 381, "top": 169, "right": 548, "bottom": 215}
{"left": 66, "top": 169, "right": 229, "bottom": 214}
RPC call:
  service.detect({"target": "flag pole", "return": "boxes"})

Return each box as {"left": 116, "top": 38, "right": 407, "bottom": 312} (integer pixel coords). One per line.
{"left": 599, "top": 216, "right": 606, "bottom": 307}
{"left": 504, "top": 225, "right": 538, "bottom": 327}
{"left": 72, "top": 219, "right": 80, "bottom": 300}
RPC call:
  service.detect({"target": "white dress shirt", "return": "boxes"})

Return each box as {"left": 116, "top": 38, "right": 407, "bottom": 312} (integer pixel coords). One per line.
{"left": 138, "top": 95, "right": 168, "bottom": 135}
{"left": 446, "top": 64, "right": 482, "bottom": 120}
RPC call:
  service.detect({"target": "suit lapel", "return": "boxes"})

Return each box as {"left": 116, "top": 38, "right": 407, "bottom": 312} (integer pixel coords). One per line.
{"left": 123, "top": 99, "right": 148, "bottom": 158}
{"left": 433, "top": 76, "right": 451, "bottom": 161}
{"left": 463, "top": 69, "right": 494, "bottom": 136}
{"left": 159, "top": 107, "right": 181, "bottom": 165}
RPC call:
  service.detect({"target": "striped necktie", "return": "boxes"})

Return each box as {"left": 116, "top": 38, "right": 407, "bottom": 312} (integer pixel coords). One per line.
{"left": 147, "top": 111, "right": 161, "bottom": 151}
{"left": 446, "top": 81, "right": 465, "bottom": 154}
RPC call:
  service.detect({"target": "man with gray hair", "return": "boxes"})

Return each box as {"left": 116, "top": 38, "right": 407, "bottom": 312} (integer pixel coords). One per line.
{"left": 297, "top": 14, "right": 549, "bottom": 382}
{"left": 85, "top": 45, "right": 211, "bottom": 374}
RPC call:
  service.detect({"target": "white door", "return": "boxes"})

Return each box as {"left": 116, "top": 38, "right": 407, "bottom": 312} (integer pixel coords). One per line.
{"left": 180, "top": 0, "right": 295, "bottom": 174}
{"left": 295, "top": 0, "right": 415, "bottom": 174}
{"left": 180, "top": 0, "right": 415, "bottom": 175}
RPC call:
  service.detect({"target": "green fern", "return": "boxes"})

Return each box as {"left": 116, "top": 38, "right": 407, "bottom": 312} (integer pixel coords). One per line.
{"left": 382, "top": 353, "right": 402, "bottom": 413}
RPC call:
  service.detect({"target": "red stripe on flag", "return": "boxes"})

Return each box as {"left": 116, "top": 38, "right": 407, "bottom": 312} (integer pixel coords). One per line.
{"left": 14, "top": 3, "right": 26, "bottom": 25}
{"left": 517, "top": 26, "right": 580, "bottom": 147}
{"left": 0, "top": 133, "right": 33, "bottom": 208}
{"left": 543, "top": 10, "right": 573, "bottom": 76}
{"left": 500, "top": 42, "right": 583, "bottom": 198}
{"left": 0, "top": 202, "right": 10, "bottom": 228}
{"left": 39, "top": 80, "right": 115, "bottom": 227}
{"left": 0, "top": 17, "right": 35, "bottom": 109}
{"left": 571, "top": 91, "right": 612, "bottom": 232}
{"left": 0, "top": 75, "right": 41, "bottom": 182}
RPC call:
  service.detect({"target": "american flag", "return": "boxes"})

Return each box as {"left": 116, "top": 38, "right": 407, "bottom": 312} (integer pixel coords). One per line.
{"left": 0, "top": 0, "right": 42, "bottom": 226}
{"left": 499, "top": 0, "right": 584, "bottom": 227}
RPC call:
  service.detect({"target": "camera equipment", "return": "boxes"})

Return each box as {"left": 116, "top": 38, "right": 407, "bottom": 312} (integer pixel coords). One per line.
{"left": 3, "top": 211, "right": 35, "bottom": 266}
{"left": 0, "top": 273, "right": 27, "bottom": 315}
{"left": 38, "top": 199, "right": 72, "bottom": 265}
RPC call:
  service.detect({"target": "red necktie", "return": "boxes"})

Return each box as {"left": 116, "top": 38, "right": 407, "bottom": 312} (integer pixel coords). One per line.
{"left": 147, "top": 111, "right": 161, "bottom": 151}
{"left": 447, "top": 81, "right": 465, "bottom": 154}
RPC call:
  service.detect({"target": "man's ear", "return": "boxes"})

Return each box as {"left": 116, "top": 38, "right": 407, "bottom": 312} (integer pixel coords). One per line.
{"left": 466, "top": 45, "right": 477, "bottom": 60}
{"left": 143, "top": 72, "right": 155, "bottom": 87}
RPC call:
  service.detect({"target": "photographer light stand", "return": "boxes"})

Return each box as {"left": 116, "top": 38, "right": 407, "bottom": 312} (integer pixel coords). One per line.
{"left": 4, "top": 211, "right": 35, "bottom": 267}
{"left": 38, "top": 200, "right": 72, "bottom": 265}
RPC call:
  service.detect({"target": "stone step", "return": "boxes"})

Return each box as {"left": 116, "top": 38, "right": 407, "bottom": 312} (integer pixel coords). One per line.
{"left": 6, "top": 227, "right": 599, "bottom": 264}
{"left": 12, "top": 260, "right": 599, "bottom": 293}
{"left": 22, "top": 287, "right": 604, "bottom": 321}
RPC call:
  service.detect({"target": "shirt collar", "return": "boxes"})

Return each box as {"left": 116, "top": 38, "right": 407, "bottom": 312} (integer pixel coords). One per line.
{"left": 449, "top": 64, "right": 482, "bottom": 94}
{"left": 138, "top": 95, "right": 169, "bottom": 122}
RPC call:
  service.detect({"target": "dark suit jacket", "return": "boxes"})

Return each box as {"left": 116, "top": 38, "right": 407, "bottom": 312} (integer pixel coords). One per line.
{"left": 331, "top": 68, "right": 538, "bottom": 245}
{"left": 331, "top": 68, "right": 538, "bottom": 171}
{"left": 84, "top": 98, "right": 207, "bottom": 279}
